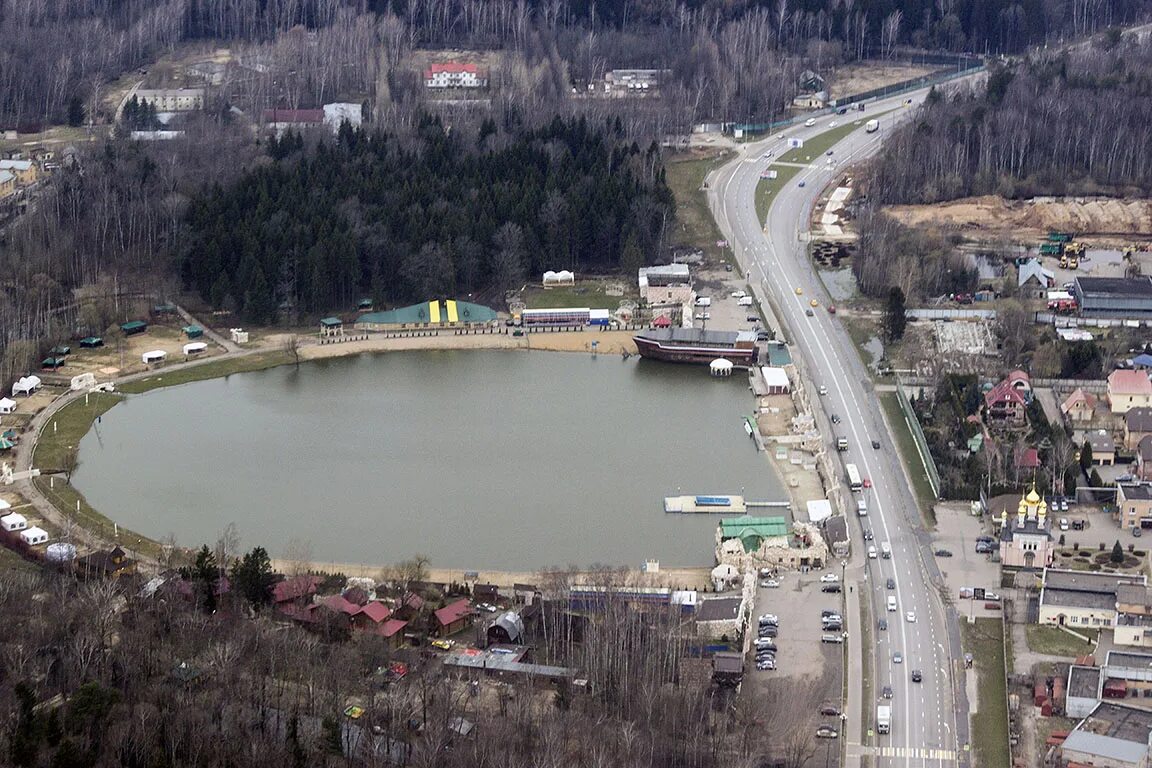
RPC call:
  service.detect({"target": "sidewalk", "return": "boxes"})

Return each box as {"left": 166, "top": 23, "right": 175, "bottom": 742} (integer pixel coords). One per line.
{"left": 845, "top": 577, "right": 864, "bottom": 768}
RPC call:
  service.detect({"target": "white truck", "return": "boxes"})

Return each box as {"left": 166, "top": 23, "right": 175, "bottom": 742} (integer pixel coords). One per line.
{"left": 877, "top": 705, "right": 891, "bottom": 734}
{"left": 865, "top": 119, "right": 879, "bottom": 133}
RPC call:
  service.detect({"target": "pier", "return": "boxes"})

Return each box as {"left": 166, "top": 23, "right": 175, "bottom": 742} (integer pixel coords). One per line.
{"left": 664, "top": 494, "right": 790, "bottom": 514}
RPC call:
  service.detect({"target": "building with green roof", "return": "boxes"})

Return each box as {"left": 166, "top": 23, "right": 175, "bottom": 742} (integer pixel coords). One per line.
{"left": 718, "top": 516, "right": 790, "bottom": 552}
{"left": 715, "top": 514, "right": 830, "bottom": 572}
{"left": 355, "top": 300, "right": 498, "bottom": 331}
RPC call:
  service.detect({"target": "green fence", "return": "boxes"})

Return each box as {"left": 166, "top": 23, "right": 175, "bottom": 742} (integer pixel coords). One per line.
{"left": 894, "top": 377, "right": 942, "bottom": 499}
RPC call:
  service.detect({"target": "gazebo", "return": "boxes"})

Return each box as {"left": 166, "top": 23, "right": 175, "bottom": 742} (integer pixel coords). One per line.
{"left": 710, "top": 358, "right": 734, "bottom": 377}
{"left": 651, "top": 315, "right": 672, "bottom": 328}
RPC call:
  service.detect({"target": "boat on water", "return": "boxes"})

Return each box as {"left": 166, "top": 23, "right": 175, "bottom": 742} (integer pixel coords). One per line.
{"left": 632, "top": 328, "right": 759, "bottom": 366}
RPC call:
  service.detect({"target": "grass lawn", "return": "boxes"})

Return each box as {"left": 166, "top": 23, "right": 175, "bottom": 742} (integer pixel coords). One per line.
{"left": 961, "top": 618, "right": 1010, "bottom": 768}
{"left": 118, "top": 351, "right": 292, "bottom": 394}
{"left": 857, "top": 592, "right": 873, "bottom": 742}
{"left": 32, "top": 392, "right": 124, "bottom": 472}
{"left": 664, "top": 152, "right": 731, "bottom": 260}
{"left": 0, "top": 545, "right": 42, "bottom": 573}
{"left": 878, "top": 392, "right": 937, "bottom": 523}
{"left": 753, "top": 163, "right": 803, "bottom": 225}
{"left": 521, "top": 284, "right": 627, "bottom": 310}
{"left": 1025, "top": 625, "right": 1099, "bottom": 657}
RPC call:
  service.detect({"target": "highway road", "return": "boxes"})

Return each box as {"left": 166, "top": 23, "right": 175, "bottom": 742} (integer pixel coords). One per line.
{"left": 707, "top": 86, "right": 975, "bottom": 767}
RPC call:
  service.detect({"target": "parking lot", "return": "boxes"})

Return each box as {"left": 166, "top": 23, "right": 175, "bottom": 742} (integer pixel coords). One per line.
{"left": 692, "top": 265, "right": 765, "bottom": 333}
{"left": 930, "top": 502, "right": 1007, "bottom": 619}
{"left": 748, "top": 568, "right": 845, "bottom": 700}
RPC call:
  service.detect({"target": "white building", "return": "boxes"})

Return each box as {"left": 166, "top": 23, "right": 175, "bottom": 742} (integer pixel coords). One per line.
{"left": 638, "top": 264, "right": 691, "bottom": 304}
{"left": 323, "top": 102, "right": 363, "bottom": 131}
{"left": 134, "top": 89, "right": 205, "bottom": 112}
{"left": 424, "top": 63, "right": 488, "bottom": 89}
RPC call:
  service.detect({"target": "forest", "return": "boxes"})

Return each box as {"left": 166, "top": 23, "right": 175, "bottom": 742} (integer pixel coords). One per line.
{"left": 181, "top": 115, "right": 674, "bottom": 322}
{"left": 0, "top": 561, "right": 823, "bottom": 768}
{"left": 869, "top": 36, "right": 1152, "bottom": 204}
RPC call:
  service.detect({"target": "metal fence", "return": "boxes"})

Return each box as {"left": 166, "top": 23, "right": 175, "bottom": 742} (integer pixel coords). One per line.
{"left": 907, "top": 308, "right": 997, "bottom": 320}
{"left": 895, "top": 376, "right": 943, "bottom": 498}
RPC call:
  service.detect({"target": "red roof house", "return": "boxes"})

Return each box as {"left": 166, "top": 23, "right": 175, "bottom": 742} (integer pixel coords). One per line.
{"left": 434, "top": 599, "right": 474, "bottom": 636}
{"left": 1014, "top": 446, "right": 1041, "bottom": 470}
{"left": 984, "top": 380, "right": 1028, "bottom": 427}
{"left": 273, "top": 575, "right": 321, "bottom": 604}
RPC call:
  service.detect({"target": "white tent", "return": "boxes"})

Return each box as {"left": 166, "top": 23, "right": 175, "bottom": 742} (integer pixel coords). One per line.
{"left": 0, "top": 397, "right": 16, "bottom": 414}
{"left": 0, "top": 499, "right": 10, "bottom": 512}
{"left": 142, "top": 350, "right": 167, "bottom": 364}
{"left": 1, "top": 512, "right": 27, "bottom": 531}
{"left": 542, "top": 269, "right": 575, "bottom": 286}
{"left": 182, "top": 342, "right": 208, "bottom": 355}
{"left": 19, "top": 526, "right": 48, "bottom": 545}
{"left": 806, "top": 499, "right": 833, "bottom": 523}
{"left": 12, "top": 375, "right": 41, "bottom": 396}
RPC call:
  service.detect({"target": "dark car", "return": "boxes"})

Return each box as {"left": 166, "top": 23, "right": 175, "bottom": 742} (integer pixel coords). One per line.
{"left": 820, "top": 704, "right": 841, "bottom": 716}
{"left": 759, "top": 626, "right": 778, "bottom": 638}
{"left": 886, "top": 578, "right": 896, "bottom": 590}
{"left": 863, "top": 529, "right": 874, "bottom": 541}
{"left": 882, "top": 685, "right": 893, "bottom": 699}
{"left": 821, "top": 583, "right": 842, "bottom": 593}
{"left": 821, "top": 609, "right": 839, "bottom": 618}
{"left": 878, "top": 618, "right": 887, "bottom": 631}
{"left": 911, "top": 669, "right": 923, "bottom": 683}
{"left": 871, "top": 440, "right": 881, "bottom": 449}
{"left": 935, "top": 549, "right": 953, "bottom": 557}
{"left": 831, "top": 414, "right": 841, "bottom": 423}
{"left": 747, "top": 315, "right": 760, "bottom": 321}
{"left": 805, "top": 308, "right": 815, "bottom": 317}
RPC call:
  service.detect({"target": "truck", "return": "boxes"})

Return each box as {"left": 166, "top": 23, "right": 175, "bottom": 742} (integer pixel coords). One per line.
{"left": 880, "top": 542, "right": 892, "bottom": 559}
{"left": 877, "top": 705, "right": 891, "bottom": 734}
{"left": 836, "top": 436, "right": 848, "bottom": 452}
{"left": 865, "top": 119, "right": 879, "bottom": 133}
{"left": 845, "top": 463, "right": 862, "bottom": 491}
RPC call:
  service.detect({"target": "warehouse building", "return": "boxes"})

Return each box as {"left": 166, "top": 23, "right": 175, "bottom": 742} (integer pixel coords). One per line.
{"left": 1073, "top": 277, "right": 1152, "bottom": 316}
{"left": 355, "top": 300, "right": 497, "bottom": 330}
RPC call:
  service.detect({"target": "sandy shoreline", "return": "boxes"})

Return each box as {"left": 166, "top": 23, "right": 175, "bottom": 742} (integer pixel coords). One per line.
{"left": 271, "top": 559, "right": 714, "bottom": 591}
{"left": 298, "top": 329, "right": 639, "bottom": 362}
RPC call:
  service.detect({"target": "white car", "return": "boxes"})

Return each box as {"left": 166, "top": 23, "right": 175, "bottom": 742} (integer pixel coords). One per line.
{"left": 829, "top": 121, "right": 838, "bottom": 127}
{"left": 818, "top": 385, "right": 828, "bottom": 395}
{"left": 905, "top": 611, "right": 916, "bottom": 623}
{"left": 731, "top": 290, "right": 747, "bottom": 299}
{"left": 761, "top": 579, "right": 781, "bottom": 588}
{"left": 1059, "top": 518, "right": 1069, "bottom": 531}
{"left": 820, "top": 573, "right": 840, "bottom": 583}
{"left": 805, "top": 118, "right": 816, "bottom": 127}
{"left": 694, "top": 313, "right": 710, "bottom": 320}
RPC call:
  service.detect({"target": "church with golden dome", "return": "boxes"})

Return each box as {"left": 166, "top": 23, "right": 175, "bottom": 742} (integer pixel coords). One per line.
{"left": 997, "top": 484, "right": 1054, "bottom": 570}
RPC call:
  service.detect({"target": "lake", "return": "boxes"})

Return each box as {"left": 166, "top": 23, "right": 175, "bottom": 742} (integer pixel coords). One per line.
{"left": 73, "top": 349, "right": 784, "bottom": 569}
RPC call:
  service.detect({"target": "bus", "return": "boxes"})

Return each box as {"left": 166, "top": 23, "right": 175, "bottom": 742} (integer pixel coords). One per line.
{"left": 845, "top": 463, "right": 862, "bottom": 492}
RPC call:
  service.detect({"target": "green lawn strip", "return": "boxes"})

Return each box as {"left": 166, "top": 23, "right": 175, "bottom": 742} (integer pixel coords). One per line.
{"left": 753, "top": 163, "right": 802, "bottom": 226}
{"left": 521, "top": 285, "right": 627, "bottom": 310}
{"left": 961, "top": 618, "right": 1010, "bottom": 768}
{"left": 858, "top": 593, "right": 873, "bottom": 742}
{"left": 118, "top": 351, "right": 292, "bottom": 394}
{"left": 32, "top": 392, "right": 124, "bottom": 471}
{"left": 1024, "top": 625, "right": 1099, "bottom": 657}
{"left": 878, "top": 392, "right": 937, "bottom": 523}
{"left": 664, "top": 152, "right": 731, "bottom": 262}
{"left": 32, "top": 476, "right": 163, "bottom": 560}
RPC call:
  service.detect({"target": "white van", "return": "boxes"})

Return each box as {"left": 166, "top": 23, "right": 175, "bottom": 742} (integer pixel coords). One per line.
{"left": 857, "top": 499, "right": 868, "bottom": 516}
{"left": 867, "top": 545, "right": 877, "bottom": 559}
{"left": 695, "top": 296, "right": 711, "bottom": 307}
{"left": 886, "top": 596, "right": 897, "bottom": 612}
{"left": 805, "top": 118, "right": 816, "bottom": 127}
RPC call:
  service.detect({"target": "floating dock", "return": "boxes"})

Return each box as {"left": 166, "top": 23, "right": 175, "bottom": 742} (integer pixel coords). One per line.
{"left": 664, "top": 495, "right": 790, "bottom": 514}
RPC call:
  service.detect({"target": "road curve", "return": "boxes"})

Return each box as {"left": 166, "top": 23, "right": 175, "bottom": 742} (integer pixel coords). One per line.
{"left": 708, "top": 85, "right": 978, "bottom": 767}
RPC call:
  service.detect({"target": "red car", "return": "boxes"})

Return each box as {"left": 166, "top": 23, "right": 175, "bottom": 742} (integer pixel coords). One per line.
{"left": 827, "top": 305, "right": 837, "bottom": 314}
{"left": 863, "top": 478, "right": 872, "bottom": 489}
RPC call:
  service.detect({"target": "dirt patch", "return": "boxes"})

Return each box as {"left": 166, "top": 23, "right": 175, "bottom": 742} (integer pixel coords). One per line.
{"left": 884, "top": 195, "right": 1152, "bottom": 245}
{"left": 826, "top": 63, "right": 937, "bottom": 99}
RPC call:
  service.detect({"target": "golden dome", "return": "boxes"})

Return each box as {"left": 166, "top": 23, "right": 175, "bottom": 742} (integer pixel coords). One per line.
{"left": 1026, "top": 488, "right": 1041, "bottom": 504}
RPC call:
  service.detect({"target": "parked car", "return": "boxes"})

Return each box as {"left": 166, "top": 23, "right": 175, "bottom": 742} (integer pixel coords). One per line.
{"left": 761, "top": 579, "right": 781, "bottom": 588}
{"left": 759, "top": 626, "right": 778, "bottom": 638}
{"left": 821, "top": 583, "right": 842, "bottom": 593}
{"left": 820, "top": 573, "right": 840, "bottom": 583}
{"left": 1059, "top": 518, "right": 1069, "bottom": 531}
{"left": 935, "top": 549, "right": 953, "bottom": 557}
{"left": 757, "top": 659, "right": 776, "bottom": 670}
{"left": 815, "top": 725, "right": 839, "bottom": 739}
{"left": 820, "top": 704, "right": 841, "bottom": 716}
{"left": 863, "top": 478, "right": 872, "bottom": 488}
{"left": 821, "top": 634, "right": 845, "bottom": 644}
{"left": 759, "top": 614, "right": 779, "bottom": 625}
{"left": 755, "top": 638, "right": 777, "bottom": 650}
{"left": 806, "top": 308, "right": 815, "bottom": 316}
{"left": 822, "top": 610, "right": 840, "bottom": 618}
{"left": 747, "top": 314, "right": 760, "bottom": 322}
{"left": 798, "top": 181, "right": 806, "bottom": 187}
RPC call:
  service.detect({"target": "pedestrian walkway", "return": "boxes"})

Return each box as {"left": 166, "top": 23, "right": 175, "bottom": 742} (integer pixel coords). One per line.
{"left": 847, "top": 744, "right": 959, "bottom": 762}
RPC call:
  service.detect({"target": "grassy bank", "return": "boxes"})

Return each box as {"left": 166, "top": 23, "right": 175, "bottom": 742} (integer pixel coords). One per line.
{"left": 878, "top": 393, "right": 937, "bottom": 523}
{"left": 664, "top": 152, "right": 730, "bottom": 260}
{"left": 32, "top": 392, "right": 124, "bottom": 471}
{"left": 522, "top": 285, "right": 626, "bottom": 310}
{"left": 33, "top": 477, "right": 163, "bottom": 559}
{"left": 961, "top": 618, "right": 1010, "bottom": 768}
{"left": 118, "top": 350, "right": 292, "bottom": 394}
